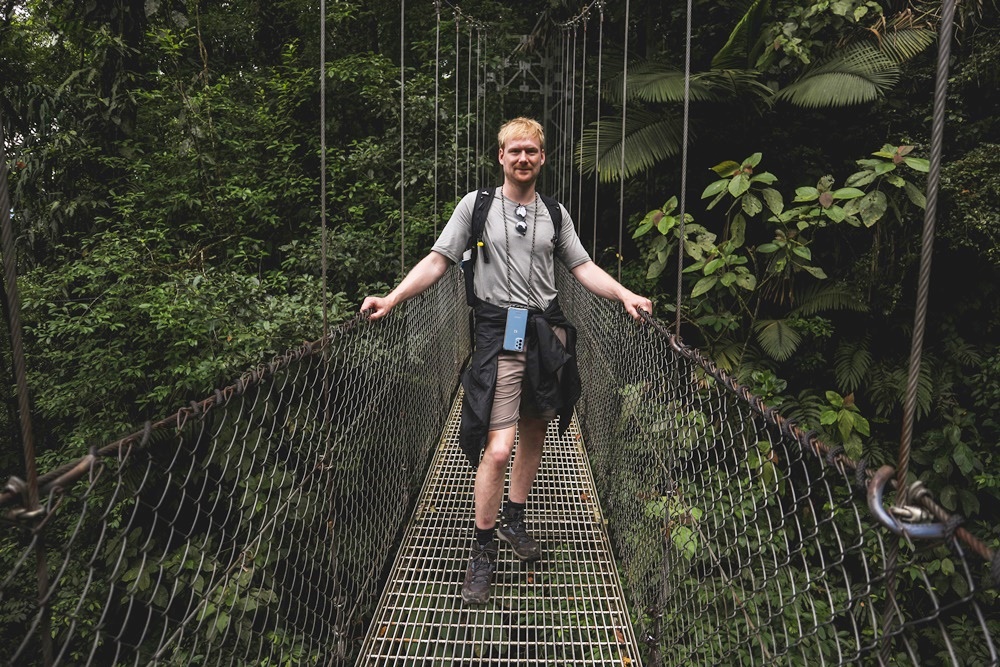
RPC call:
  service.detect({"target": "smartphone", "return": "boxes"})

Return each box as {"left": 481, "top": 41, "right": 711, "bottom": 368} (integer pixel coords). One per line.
{"left": 503, "top": 307, "right": 528, "bottom": 352}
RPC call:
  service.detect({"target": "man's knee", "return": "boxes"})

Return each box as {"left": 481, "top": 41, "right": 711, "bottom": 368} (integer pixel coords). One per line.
{"left": 482, "top": 432, "right": 515, "bottom": 468}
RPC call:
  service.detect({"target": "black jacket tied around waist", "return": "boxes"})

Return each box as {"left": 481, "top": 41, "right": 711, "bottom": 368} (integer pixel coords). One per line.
{"left": 459, "top": 299, "right": 581, "bottom": 468}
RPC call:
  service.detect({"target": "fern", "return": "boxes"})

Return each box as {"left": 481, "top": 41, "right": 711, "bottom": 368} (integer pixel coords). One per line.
{"left": 600, "top": 61, "right": 720, "bottom": 105}
{"left": 834, "top": 337, "right": 872, "bottom": 394}
{"left": 753, "top": 319, "right": 801, "bottom": 362}
{"left": 778, "top": 389, "right": 827, "bottom": 430}
{"left": 867, "top": 359, "right": 935, "bottom": 419}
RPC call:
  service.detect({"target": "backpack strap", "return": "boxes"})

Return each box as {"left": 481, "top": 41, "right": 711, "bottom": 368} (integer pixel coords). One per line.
{"left": 462, "top": 187, "right": 496, "bottom": 306}
{"left": 538, "top": 193, "right": 563, "bottom": 248}
{"left": 461, "top": 188, "right": 563, "bottom": 308}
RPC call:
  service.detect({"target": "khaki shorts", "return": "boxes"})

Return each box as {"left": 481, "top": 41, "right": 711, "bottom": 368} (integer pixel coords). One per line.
{"left": 489, "top": 326, "right": 566, "bottom": 430}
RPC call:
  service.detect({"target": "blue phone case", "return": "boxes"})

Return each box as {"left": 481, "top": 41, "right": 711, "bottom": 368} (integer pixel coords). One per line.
{"left": 503, "top": 307, "right": 528, "bottom": 352}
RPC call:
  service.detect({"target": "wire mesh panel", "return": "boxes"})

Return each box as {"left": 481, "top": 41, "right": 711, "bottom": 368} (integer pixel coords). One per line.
{"left": 559, "top": 265, "right": 999, "bottom": 667}
{"left": 0, "top": 269, "right": 469, "bottom": 666}
{"left": 357, "top": 392, "right": 642, "bottom": 666}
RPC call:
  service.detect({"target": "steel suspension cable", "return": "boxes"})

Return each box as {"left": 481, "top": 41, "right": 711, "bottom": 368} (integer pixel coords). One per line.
{"left": 896, "top": 0, "right": 958, "bottom": 501}
{"left": 433, "top": 1, "right": 441, "bottom": 235}
{"left": 576, "top": 16, "right": 588, "bottom": 233}
{"left": 592, "top": 5, "right": 603, "bottom": 258}
{"left": 1, "top": 109, "right": 53, "bottom": 667}
{"left": 465, "top": 28, "right": 472, "bottom": 193}
{"left": 568, "top": 23, "right": 578, "bottom": 216}
{"left": 616, "top": 0, "right": 630, "bottom": 281}
{"left": 399, "top": 0, "right": 406, "bottom": 273}
{"left": 454, "top": 13, "right": 460, "bottom": 203}
{"left": 475, "top": 29, "right": 482, "bottom": 186}
{"left": 675, "top": 0, "right": 693, "bottom": 336}
{"left": 320, "top": 0, "right": 328, "bottom": 343}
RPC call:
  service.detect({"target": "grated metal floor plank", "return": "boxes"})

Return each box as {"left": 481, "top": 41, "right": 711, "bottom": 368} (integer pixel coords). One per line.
{"left": 356, "top": 391, "right": 643, "bottom": 666}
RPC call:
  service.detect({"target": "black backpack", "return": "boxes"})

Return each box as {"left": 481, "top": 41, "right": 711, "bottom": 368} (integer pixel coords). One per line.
{"left": 461, "top": 186, "right": 563, "bottom": 307}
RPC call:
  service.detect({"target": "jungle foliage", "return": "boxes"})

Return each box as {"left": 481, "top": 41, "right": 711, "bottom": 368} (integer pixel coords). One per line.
{"left": 1, "top": 0, "right": 998, "bottom": 662}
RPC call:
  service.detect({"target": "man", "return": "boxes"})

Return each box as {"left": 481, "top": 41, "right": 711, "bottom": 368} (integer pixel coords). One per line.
{"left": 361, "top": 117, "right": 651, "bottom": 605}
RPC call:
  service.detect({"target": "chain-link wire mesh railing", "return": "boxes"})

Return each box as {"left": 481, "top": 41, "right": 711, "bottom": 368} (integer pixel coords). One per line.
{"left": 0, "top": 269, "right": 470, "bottom": 667}
{"left": 560, "top": 265, "right": 999, "bottom": 667}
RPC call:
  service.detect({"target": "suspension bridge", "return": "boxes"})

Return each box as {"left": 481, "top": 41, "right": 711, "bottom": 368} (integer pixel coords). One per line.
{"left": 0, "top": 266, "right": 996, "bottom": 665}
{"left": 1, "top": 0, "right": 999, "bottom": 665}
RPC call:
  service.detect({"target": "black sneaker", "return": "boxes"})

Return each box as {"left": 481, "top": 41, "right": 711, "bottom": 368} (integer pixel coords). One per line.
{"left": 461, "top": 540, "right": 498, "bottom": 605}
{"left": 497, "top": 513, "right": 541, "bottom": 561}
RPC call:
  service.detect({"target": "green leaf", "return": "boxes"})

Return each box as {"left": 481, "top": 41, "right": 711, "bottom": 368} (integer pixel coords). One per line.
{"left": 832, "top": 187, "right": 865, "bottom": 199}
{"left": 734, "top": 272, "right": 756, "bottom": 290}
{"left": 750, "top": 171, "right": 777, "bottom": 184}
{"left": 802, "top": 265, "right": 828, "bottom": 279}
{"left": 824, "top": 205, "right": 847, "bottom": 223}
{"left": 658, "top": 215, "right": 677, "bottom": 235}
{"left": 743, "top": 152, "right": 762, "bottom": 168}
{"left": 647, "top": 259, "right": 667, "bottom": 279}
{"left": 856, "top": 190, "right": 888, "bottom": 227}
{"left": 757, "top": 243, "right": 779, "bottom": 253}
{"left": 692, "top": 275, "right": 718, "bottom": 298}
{"left": 761, "top": 188, "right": 783, "bottom": 215}
{"left": 701, "top": 179, "right": 729, "bottom": 199}
{"left": 904, "top": 181, "right": 926, "bottom": 209}
{"left": 792, "top": 245, "right": 812, "bottom": 260}
{"left": 633, "top": 222, "right": 654, "bottom": 238}
{"left": 704, "top": 258, "right": 725, "bottom": 275}
{"left": 845, "top": 170, "right": 877, "bottom": 188}
{"left": 903, "top": 156, "right": 930, "bottom": 172}
{"left": 710, "top": 160, "right": 741, "bottom": 177}
{"left": 730, "top": 215, "right": 746, "bottom": 247}
{"left": 729, "top": 173, "right": 751, "bottom": 197}
{"left": 741, "top": 192, "right": 763, "bottom": 217}
{"left": 794, "top": 186, "right": 819, "bottom": 202}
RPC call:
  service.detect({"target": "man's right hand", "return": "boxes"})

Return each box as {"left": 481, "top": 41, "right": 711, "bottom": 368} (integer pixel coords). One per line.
{"left": 360, "top": 295, "right": 396, "bottom": 320}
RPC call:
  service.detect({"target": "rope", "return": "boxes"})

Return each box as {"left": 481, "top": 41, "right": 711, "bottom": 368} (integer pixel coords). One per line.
{"left": 568, "top": 24, "right": 578, "bottom": 214}
{"left": 674, "top": 0, "right": 693, "bottom": 336}
{"left": 474, "top": 29, "right": 481, "bottom": 187}
{"left": 616, "top": 0, "right": 630, "bottom": 281}
{"left": 896, "top": 0, "right": 957, "bottom": 501}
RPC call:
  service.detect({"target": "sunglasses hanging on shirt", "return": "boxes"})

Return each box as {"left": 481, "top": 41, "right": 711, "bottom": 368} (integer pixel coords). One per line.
{"left": 514, "top": 204, "right": 528, "bottom": 235}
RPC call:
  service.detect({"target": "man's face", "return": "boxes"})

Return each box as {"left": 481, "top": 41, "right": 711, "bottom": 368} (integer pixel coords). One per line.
{"left": 499, "top": 135, "right": 545, "bottom": 188}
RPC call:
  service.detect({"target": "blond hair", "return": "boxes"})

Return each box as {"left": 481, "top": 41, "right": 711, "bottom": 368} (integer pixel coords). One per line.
{"left": 497, "top": 117, "right": 545, "bottom": 150}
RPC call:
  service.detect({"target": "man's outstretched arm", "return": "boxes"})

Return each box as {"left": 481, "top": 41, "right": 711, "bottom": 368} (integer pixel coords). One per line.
{"left": 360, "top": 251, "right": 451, "bottom": 320}
{"left": 570, "top": 260, "right": 652, "bottom": 321}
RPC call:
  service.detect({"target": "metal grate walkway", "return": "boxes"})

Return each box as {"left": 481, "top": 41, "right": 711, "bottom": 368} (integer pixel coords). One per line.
{"left": 356, "top": 391, "right": 643, "bottom": 666}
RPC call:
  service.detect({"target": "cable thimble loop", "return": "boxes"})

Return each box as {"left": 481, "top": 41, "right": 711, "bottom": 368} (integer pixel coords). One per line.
{"left": 867, "top": 465, "right": 949, "bottom": 541}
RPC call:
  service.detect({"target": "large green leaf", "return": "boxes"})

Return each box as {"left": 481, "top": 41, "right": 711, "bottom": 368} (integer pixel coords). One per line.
{"left": 711, "top": 0, "right": 772, "bottom": 70}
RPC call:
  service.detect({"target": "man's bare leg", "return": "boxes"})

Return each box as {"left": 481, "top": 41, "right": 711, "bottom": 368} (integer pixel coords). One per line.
{"left": 474, "top": 425, "right": 518, "bottom": 529}
{"left": 496, "top": 416, "right": 546, "bottom": 561}
{"left": 508, "top": 416, "right": 546, "bottom": 503}
{"left": 463, "top": 425, "right": 516, "bottom": 605}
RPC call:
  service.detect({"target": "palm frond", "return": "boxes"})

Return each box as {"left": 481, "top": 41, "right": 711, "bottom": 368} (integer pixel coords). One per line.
{"left": 790, "top": 283, "right": 869, "bottom": 316}
{"left": 834, "top": 337, "right": 872, "bottom": 394}
{"left": 602, "top": 64, "right": 772, "bottom": 106}
{"left": 775, "top": 44, "right": 899, "bottom": 108}
{"left": 879, "top": 26, "right": 936, "bottom": 63}
{"left": 711, "top": 0, "right": 772, "bottom": 69}
{"left": 601, "top": 61, "right": 721, "bottom": 105}
{"left": 576, "top": 109, "right": 686, "bottom": 182}
{"left": 753, "top": 318, "right": 802, "bottom": 362}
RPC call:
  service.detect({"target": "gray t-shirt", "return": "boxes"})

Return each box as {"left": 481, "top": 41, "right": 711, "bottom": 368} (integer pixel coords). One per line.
{"left": 432, "top": 190, "right": 591, "bottom": 309}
